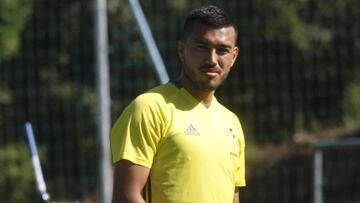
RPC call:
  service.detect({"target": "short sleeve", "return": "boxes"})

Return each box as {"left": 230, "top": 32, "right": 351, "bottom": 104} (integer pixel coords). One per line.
{"left": 110, "top": 95, "right": 166, "bottom": 168}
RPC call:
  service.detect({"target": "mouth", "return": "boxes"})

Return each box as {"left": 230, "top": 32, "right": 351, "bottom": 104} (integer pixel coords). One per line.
{"left": 201, "top": 67, "right": 220, "bottom": 77}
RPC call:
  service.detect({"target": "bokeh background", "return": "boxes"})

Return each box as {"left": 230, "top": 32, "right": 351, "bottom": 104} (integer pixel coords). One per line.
{"left": 0, "top": 0, "right": 359, "bottom": 202}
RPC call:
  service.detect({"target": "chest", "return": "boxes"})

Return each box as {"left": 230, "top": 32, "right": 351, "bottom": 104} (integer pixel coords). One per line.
{"left": 154, "top": 108, "right": 240, "bottom": 165}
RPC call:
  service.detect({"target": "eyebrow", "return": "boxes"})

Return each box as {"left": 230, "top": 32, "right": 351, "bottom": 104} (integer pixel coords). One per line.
{"left": 193, "top": 39, "right": 233, "bottom": 49}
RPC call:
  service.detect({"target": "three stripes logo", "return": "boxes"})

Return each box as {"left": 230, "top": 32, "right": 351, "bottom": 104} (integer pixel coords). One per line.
{"left": 184, "top": 124, "right": 200, "bottom": 136}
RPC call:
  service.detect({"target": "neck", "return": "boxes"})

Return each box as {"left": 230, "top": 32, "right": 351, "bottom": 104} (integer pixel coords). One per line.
{"left": 176, "top": 74, "right": 215, "bottom": 108}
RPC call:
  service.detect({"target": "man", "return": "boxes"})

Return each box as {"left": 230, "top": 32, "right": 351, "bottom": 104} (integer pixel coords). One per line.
{"left": 110, "top": 5, "right": 245, "bottom": 203}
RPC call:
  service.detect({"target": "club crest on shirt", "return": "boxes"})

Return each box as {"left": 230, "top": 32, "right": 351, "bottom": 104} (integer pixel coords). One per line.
{"left": 184, "top": 124, "right": 200, "bottom": 136}
{"left": 228, "top": 128, "right": 238, "bottom": 157}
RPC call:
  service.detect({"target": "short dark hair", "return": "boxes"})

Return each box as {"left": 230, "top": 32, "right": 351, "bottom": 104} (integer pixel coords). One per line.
{"left": 180, "top": 5, "right": 237, "bottom": 40}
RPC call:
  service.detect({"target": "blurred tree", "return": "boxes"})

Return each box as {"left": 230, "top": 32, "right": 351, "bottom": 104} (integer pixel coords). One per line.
{"left": 0, "top": 142, "right": 37, "bottom": 202}
{"left": 0, "top": 0, "right": 36, "bottom": 59}
{"left": 238, "top": 0, "right": 360, "bottom": 141}
{"left": 342, "top": 72, "right": 360, "bottom": 127}
{"left": 254, "top": 0, "right": 357, "bottom": 51}
{"left": 0, "top": 0, "right": 99, "bottom": 200}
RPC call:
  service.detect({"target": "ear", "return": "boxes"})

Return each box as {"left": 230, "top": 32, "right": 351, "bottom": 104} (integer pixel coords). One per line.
{"left": 230, "top": 46, "right": 239, "bottom": 67}
{"left": 177, "top": 41, "right": 185, "bottom": 62}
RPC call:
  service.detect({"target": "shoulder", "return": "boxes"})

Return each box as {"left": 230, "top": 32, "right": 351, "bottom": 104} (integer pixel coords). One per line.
{"left": 133, "top": 83, "right": 176, "bottom": 107}
{"left": 125, "top": 83, "right": 178, "bottom": 117}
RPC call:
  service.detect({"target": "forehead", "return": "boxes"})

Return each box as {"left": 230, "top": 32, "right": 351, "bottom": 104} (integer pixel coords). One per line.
{"left": 185, "top": 22, "right": 237, "bottom": 46}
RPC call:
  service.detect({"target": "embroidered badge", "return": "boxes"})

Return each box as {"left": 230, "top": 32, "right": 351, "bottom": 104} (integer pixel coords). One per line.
{"left": 229, "top": 128, "right": 238, "bottom": 157}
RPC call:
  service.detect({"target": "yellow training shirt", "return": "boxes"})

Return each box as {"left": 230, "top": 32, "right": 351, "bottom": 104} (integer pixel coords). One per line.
{"left": 110, "top": 82, "right": 246, "bottom": 203}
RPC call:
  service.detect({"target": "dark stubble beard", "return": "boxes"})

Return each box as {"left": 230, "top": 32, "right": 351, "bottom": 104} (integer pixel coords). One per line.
{"left": 182, "top": 61, "right": 229, "bottom": 91}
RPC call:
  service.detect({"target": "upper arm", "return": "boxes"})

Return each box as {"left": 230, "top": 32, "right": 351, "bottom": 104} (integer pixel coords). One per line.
{"left": 112, "top": 159, "right": 150, "bottom": 203}
{"left": 110, "top": 97, "right": 165, "bottom": 167}
{"left": 233, "top": 188, "right": 240, "bottom": 203}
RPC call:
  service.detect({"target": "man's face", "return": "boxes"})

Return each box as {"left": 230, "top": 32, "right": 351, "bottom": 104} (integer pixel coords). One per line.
{"left": 177, "top": 22, "right": 239, "bottom": 91}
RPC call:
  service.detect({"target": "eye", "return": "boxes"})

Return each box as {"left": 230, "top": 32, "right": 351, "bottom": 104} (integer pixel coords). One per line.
{"left": 217, "top": 48, "right": 230, "bottom": 55}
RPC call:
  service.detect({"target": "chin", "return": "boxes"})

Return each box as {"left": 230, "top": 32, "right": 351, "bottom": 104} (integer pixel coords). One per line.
{"left": 208, "top": 79, "right": 224, "bottom": 89}
{"left": 200, "top": 82, "right": 221, "bottom": 91}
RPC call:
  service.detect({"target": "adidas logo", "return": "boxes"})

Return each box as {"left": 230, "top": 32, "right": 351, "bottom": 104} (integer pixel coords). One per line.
{"left": 184, "top": 124, "right": 200, "bottom": 136}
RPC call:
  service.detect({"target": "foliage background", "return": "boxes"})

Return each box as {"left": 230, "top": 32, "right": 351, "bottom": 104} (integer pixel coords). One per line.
{"left": 0, "top": 0, "right": 359, "bottom": 202}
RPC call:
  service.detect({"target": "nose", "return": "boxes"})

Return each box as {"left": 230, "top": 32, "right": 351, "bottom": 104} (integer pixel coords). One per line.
{"left": 205, "top": 49, "right": 217, "bottom": 65}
